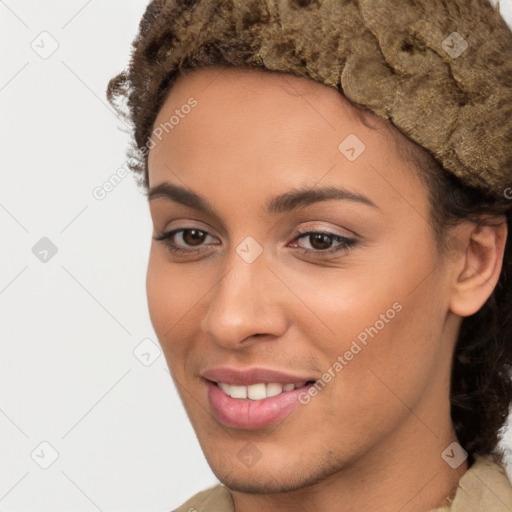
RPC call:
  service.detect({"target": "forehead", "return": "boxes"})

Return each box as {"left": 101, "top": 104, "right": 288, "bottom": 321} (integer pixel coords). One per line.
{"left": 147, "top": 65, "right": 429, "bottom": 216}
{"left": 159, "top": 65, "right": 388, "bottom": 133}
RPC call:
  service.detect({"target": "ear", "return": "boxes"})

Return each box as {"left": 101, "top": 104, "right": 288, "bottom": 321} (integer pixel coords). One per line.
{"left": 449, "top": 215, "right": 508, "bottom": 317}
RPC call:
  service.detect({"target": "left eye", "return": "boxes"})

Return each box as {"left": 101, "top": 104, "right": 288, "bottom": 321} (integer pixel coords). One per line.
{"left": 290, "top": 230, "right": 357, "bottom": 254}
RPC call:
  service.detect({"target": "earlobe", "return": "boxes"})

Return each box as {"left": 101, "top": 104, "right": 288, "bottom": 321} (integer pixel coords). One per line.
{"left": 449, "top": 217, "right": 507, "bottom": 318}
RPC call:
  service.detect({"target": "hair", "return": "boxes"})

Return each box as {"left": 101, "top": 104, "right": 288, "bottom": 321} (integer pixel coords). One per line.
{"left": 399, "top": 136, "right": 512, "bottom": 468}
{"left": 106, "top": 0, "right": 512, "bottom": 467}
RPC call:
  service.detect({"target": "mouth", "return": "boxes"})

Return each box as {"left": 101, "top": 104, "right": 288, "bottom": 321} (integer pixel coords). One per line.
{"left": 203, "top": 378, "right": 317, "bottom": 429}
{"left": 207, "top": 379, "right": 317, "bottom": 400}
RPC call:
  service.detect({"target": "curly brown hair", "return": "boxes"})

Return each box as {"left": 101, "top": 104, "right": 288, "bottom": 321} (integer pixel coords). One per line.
{"left": 106, "top": 0, "right": 512, "bottom": 467}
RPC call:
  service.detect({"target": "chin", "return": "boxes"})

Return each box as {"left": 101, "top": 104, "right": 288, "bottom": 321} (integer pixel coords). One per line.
{"left": 205, "top": 451, "right": 343, "bottom": 495}
{"left": 214, "top": 470, "right": 312, "bottom": 495}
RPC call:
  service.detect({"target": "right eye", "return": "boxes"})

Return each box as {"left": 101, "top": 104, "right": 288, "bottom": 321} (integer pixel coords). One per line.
{"left": 153, "top": 227, "right": 219, "bottom": 255}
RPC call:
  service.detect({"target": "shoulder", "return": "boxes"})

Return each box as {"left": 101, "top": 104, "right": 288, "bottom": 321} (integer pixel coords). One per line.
{"left": 429, "top": 453, "right": 512, "bottom": 512}
{"left": 172, "top": 483, "right": 234, "bottom": 512}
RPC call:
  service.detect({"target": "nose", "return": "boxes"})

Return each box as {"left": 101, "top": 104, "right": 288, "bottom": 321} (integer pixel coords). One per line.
{"left": 200, "top": 249, "right": 288, "bottom": 349}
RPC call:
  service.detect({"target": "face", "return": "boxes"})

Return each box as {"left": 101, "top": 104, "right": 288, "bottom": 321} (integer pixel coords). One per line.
{"left": 146, "top": 66, "right": 458, "bottom": 493}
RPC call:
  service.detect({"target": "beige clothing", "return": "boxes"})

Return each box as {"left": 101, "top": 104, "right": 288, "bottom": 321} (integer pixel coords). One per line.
{"left": 172, "top": 454, "right": 512, "bottom": 512}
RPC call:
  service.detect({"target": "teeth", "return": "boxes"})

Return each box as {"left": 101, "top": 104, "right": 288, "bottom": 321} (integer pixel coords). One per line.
{"left": 247, "top": 383, "right": 266, "bottom": 400}
{"left": 266, "top": 382, "right": 284, "bottom": 397}
{"left": 229, "top": 385, "right": 247, "bottom": 399}
{"left": 217, "top": 381, "right": 307, "bottom": 400}
{"left": 218, "top": 382, "right": 231, "bottom": 395}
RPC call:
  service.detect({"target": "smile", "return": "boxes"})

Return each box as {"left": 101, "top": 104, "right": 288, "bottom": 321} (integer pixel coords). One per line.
{"left": 204, "top": 379, "right": 316, "bottom": 429}
{"left": 216, "top": 381, "right": 312, "bottom": 400}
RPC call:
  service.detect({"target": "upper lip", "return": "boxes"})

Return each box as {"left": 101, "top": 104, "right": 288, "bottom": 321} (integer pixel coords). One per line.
{"left": 201, "top": 367, "right": 316, "bottom": 386}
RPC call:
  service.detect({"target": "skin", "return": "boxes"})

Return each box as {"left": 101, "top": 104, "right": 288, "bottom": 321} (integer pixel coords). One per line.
{"left": 146, "top": 65, "right": 507, "bottom": 512}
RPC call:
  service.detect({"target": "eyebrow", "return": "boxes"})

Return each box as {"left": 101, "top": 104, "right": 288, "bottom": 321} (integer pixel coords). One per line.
{"left": 147, "top": 182, "right": 379, "bottom": 215}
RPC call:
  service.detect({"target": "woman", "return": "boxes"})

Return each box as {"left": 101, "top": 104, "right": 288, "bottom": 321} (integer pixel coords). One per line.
{"left": 107, "top": 0, "right": 512, "bottom": 510}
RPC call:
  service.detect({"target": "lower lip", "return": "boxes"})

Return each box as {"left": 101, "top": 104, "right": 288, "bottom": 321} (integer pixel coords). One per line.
{"left": 204, "top": 379, "right": 314, "bottom": 429}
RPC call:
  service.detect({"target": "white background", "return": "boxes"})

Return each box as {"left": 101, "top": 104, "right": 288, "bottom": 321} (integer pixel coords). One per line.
{"left": 1, "top": 1, "right": 512, "bottom": 511}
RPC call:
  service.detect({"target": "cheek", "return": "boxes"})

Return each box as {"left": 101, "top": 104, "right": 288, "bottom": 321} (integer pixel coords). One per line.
{"left": 146, "top": 249, "right": 170, "bottom": 337}
{"left": 146, "top": 249, "right": 192, "bottom": 349}
{"left": 146, "top": 247, "right": 210, "bottom": 362}
{"left": 289, "top": 246, "right": 443, "bottom": 409}
{"left": 294, "top": 291, "right": 438, "bottom": 449}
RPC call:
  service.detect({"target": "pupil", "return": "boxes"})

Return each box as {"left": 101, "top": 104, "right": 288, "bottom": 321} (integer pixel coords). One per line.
{"left": 184, "top": 229, "right": 205, "bottom": 246}
{"left": 310, "top": 233, "right": 331, "bottom": 250}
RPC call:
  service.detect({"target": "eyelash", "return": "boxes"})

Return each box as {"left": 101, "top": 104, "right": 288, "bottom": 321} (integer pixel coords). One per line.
{"left": 153, "top": 226, "right": 357, "bottom": 257}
